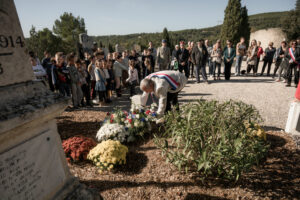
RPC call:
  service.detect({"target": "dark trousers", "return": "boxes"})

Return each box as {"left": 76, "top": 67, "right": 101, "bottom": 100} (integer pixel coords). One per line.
{"left": 213, "top": 61, "right": 221, "bottom": 78}
{"left": 261, "top": 60, "right": 272, "bottom": 75}
{"left": 179, "top": 64, "right": 189, "bottom": 78}
{"left": 224, "top": 61, "right": 233, "bottom": 80}
{"left": 97, "top": 91, "right": 107, "bottom": 102}
{"left": 255, "top": 58, "right": 260, "bottom": 73}
{"left": 81, "top": 84, "right": 90, "bottom": 104}
{"left": 195, "top": 64, "right": 207, "bottom": 82}
{"left": 166, "top": 92, "right": 179, "bottom": 113}
{"left": 208, "top": 59, "right": 213, "bottom": 75}
{"left": 287, "top": 63, "right": 299, "bottom": 86}
{"left": 58, "top": 82, "right": 70, "bottom": 96}
{"left": 90, "top": 80, "right": 96, "bottom": 99}
{"left": 129, "top": 80, "right": 137, "bottom": 97}
{"left": 247, "top": 64, "right": 257, "bottom": 74}
{"left": 273, "top": 60, "right": 282, "bottom": 77}
{"left": 47, "top": 73, "right": 55, "bottom": 92}
{"left": 188, "top": 61, "right": 194, "bottom": 77}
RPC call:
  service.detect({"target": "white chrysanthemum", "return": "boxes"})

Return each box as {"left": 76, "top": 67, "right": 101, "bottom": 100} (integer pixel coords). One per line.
{"left": 96, "top": 123, "right": 128, "bottom": 143}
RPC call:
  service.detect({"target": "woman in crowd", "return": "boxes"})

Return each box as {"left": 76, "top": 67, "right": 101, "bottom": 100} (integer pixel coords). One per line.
{"left": 223, "top": 40, "right": 236, "bottom": 80}
{"left": 273, "top": 41, "right": 288, "bottom": 81}
{"left": 246, "top": 39, "right": 258, "bottom": 76}
{"left": 261, "top": 42, "right": 276, "bottom": 76}
{"left": 211, "top": 40, "right": 223, "bottom": 80}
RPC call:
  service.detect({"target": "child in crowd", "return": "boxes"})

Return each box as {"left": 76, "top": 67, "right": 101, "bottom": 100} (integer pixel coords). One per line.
{"left": 107, "top": 60, "right": 115, "bottom": 100}
{"left": 56, "top": 52, "right": 70, "bottom": 96}
{"left": 95, "top": 59, "right": 107, "bottom": 105}
{"left": 126, "top": 59, "right": 139, "bottom": 97}
{"left": 75, "top": 59, "right": 92, "bottom": 107}
{"left": 88, "top": 56, "right": 97, "bottom": 101}
{"left": 67, "top": 54, "right": 83, "bottom": 109}
{"left": 30, "top": 57, "right": 46, "bottom": 80}
{"left": 144, "top": 57, "right": 152, "bottom": 77}
{"left": 102, "top": 60, "right": 112, "bottom": 103}
{"left": 113, "top": 55, "right": 128, "bottom": 97}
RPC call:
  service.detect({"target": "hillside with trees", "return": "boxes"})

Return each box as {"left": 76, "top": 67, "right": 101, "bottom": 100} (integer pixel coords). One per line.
{"left": 91, "top": 11, "right": 289, "bottom": 50}
{"left": 26, "top": 10, "right": 290, "bottom": 59}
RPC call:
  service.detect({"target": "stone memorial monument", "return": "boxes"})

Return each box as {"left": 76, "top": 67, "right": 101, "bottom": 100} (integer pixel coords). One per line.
{"left": 79, "top": 33, "right": 93, "bottom": 54}
{"left": 0, "top": 1, "right": 101, "bottom": 199}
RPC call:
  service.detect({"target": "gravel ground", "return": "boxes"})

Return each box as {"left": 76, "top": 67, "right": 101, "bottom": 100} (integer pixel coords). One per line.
{"left": 180, "top": 61, "right": 296, "bottom": 130}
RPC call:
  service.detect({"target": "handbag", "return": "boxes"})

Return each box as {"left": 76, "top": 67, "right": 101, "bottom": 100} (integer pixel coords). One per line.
{"left": 173, "top": 61, "right": 179, "bottom": 70}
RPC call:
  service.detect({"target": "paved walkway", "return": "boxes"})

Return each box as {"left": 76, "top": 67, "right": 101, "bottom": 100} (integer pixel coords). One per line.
{"left": 179, "top": 62, "right": 296, "bottom": 130}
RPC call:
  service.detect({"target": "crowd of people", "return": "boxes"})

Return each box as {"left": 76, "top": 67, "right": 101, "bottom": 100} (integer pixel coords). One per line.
{"left": 29, "top": 37, "right": 300, "bottom": 109}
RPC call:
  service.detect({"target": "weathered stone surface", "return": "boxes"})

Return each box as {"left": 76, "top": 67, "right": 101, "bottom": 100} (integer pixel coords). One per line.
{"left": 0, "top": 129, "right": 66, "bottom": 200}
{"left": 250, "top": 28, "right": 286, "bottom": 48}
{"left": 0, "top": 0, "right": 34, "bottom": 86}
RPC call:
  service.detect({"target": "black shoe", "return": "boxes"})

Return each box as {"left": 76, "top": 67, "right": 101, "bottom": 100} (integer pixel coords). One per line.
{"left": 286, "top": 84, "right": 291, "bottom": 87}
{"left": 295, "top": 85, "right": 298, "bottom": 88}
{"left": 260, "top": 74, "right": 263, "bottom": 76}
{"left": 197, "top": 81, "right": 200, "bottom": 83}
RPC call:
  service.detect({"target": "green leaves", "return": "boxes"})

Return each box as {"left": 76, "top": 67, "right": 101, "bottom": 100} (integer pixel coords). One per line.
{"left": 154, "top": 100, "right": 269, "bottom": 181}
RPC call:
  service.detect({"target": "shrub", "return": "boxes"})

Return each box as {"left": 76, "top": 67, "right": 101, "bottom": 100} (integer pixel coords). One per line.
{"left": 154, "top": 100, "right": 269, "bottom": 181}
{"left": 87, "top": 140, "right": 128, "bottom": 173}
{"left": 62, "top": 135, "right": 97, "bottom": 163}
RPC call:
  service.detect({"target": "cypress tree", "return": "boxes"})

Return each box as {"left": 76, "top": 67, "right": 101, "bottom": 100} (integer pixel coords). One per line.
{"left": 220, "top": 0, "right": 243, "bottom": 46}
{"left": 241, "top": 6, "right": 251, "bottom": 46}
{"left": 162, "top": 27, "right": 172, "bottom": 48}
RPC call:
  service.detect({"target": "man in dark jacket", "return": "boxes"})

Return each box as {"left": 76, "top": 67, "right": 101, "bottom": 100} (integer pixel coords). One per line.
{"left": 176, "top": 41, "right": 189, "bottom": 78}
{"left": 191, "top": 39, "right": 209, "bottom": 83}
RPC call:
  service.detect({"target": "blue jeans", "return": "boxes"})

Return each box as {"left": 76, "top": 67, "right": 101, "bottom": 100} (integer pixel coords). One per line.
{"left": 195, "top": 64, "right": 207, "bottom": 82}
{"left": 235, "top": 55, "right": 243, "bottom": 75}
{"left": 213, "top": 61, "right": 221, "bottom": 78}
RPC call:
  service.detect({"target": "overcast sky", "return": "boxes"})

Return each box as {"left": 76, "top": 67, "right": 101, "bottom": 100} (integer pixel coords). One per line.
{"left": 14, "top": 0, "right": 295, "bottom": 37}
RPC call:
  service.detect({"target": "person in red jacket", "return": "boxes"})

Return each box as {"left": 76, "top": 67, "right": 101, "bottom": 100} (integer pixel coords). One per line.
{"left": 256, "top": 41, "right": 264, "bottom": 74}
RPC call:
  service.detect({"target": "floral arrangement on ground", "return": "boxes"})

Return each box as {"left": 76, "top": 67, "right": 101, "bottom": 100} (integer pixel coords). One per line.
{"left": 87, "top": 140, "right": 128, "bottom": 173}
{"left": 62, "top": 135, "right": 97, "bottom": 163}
{"left": 96, "top": 103, "right": 158, "bottom": 143}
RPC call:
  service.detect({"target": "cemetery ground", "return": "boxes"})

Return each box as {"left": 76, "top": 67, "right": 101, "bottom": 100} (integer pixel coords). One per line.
{"left": 57, "top": 64, "right": 300, "bottom": 200}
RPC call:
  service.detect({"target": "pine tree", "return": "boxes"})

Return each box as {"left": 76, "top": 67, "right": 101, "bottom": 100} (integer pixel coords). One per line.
{"left": 220, "top": 0, "right": 243, "bottom": 46}
{"left": 240, "top": 6, "right": 251, "bottom": 46}
{"left": 162, "top": 27, "right": 172, "bottom": 48}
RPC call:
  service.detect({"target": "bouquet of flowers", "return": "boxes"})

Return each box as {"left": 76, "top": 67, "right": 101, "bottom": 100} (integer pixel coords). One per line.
{"left": 62, "top": 135, "right": 97, "bottom": 163}
{"left": 96, "top": 123, "right": 129, "bottom": 143}
{"left": 102, "top": 105, "right": 158, "bottom": 142}
{"left": 87, "top": 140, "right": 128, "bottom": 173}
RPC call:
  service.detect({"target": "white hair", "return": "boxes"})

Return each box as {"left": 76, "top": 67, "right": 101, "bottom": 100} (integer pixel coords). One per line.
{"left": 140, "top": 79, "right": 154, "bottom": 91}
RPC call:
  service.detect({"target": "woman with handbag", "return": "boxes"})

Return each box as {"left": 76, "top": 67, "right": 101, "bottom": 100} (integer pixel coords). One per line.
{"left": 246, "top": 39, "right": 258, "bottom": 76}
